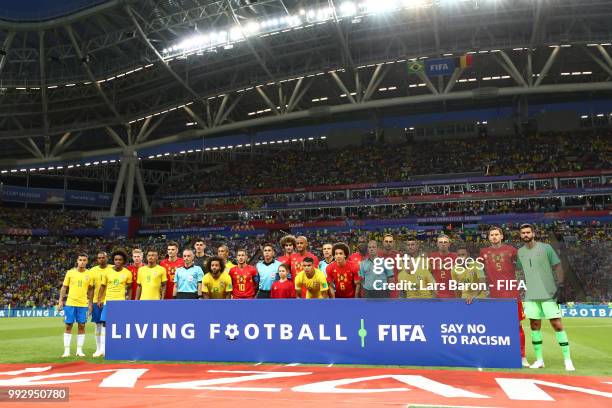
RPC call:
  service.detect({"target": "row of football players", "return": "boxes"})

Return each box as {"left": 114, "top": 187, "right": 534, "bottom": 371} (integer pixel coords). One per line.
{"left": 57, "top": 225, "right": 574, "bottom": 371}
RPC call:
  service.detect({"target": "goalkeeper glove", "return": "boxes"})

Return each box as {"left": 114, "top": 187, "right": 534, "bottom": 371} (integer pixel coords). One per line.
{"left": 554, "top": 283, "right": 567, "bottom": 305}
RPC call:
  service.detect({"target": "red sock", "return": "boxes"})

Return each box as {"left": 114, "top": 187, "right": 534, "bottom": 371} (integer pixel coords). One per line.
{"left": 519, "top": 325, "right": 526, "bottom": 357}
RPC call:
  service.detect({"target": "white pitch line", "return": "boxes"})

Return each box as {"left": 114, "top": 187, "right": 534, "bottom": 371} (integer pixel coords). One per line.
{"left": 285, "top": 363, "right": 301, "bottom": 366}
{"left": 254, "top": 362, "right": 262, "bottom": 366}
{"left": 327, "top": 363, "right": 334, "bottom": 367}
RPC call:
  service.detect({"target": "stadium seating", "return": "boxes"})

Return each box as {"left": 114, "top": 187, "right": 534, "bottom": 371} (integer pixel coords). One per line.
{"left": 156, "top": 132, "right": 610, "bottom": 195}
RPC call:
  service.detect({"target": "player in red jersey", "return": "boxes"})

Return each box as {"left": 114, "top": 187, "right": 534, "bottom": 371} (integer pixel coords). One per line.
{"left": 291, "top": 236, "right": 319, "bottom": 296}
{"left": 271, "top": 264, "right": 296, "bottom": 298}
{"left": 291, "top": 236, "right": 319, "bottom": 275}
{"left": 379, "top": 233, "right": 400, "bottom": 298}
{"left": 160, "top": 241, "right": 185, "bottom": 300}
{"left": 326, "top": 243, "right": 361, "bottom": 298}
{"left": 229, "top": 249, "right": 258, "bottom": 299}
{"left": 278, "top": 235, "right": 297, "bottom": 277}
{"left": 428, "top": 234, "right": 457, "bottom": 298}
{"left": 126, "top": 248, "right": 144, "bottom": 300}
{"left": 480, "top": 226, "right": 529, "bottom": 367}
{"left": 348, "top": 236, "right": 368, "bottom": 267}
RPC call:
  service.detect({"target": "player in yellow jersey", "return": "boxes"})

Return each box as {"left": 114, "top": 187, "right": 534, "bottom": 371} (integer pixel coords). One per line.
{"left": 452, "top": 247, "right": 486, "bottom": 303}
{"left": 202, "top": 257, "right": 233, "bottom": 299}
{"left": 94, "top": 250, "right": 132, "bottom": 357}
{"left": 295, "top": 257, "right": 329, "bottom": 299}
{"left": 57, "top": 253, "right": 93, "bottom": 358}
{"left": 136, "top": 249, "right": 167, "bottom": 300}
{"left": 397, "top": 239, "right": 436, "bottom": 298}
{"left": 88, "top": 251, "right": 111, "bottom": 356}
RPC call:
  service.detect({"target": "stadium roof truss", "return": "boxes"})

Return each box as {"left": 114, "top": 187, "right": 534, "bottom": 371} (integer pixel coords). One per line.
{"left": 0, "top": 0, "right": 612, "bottom": 168}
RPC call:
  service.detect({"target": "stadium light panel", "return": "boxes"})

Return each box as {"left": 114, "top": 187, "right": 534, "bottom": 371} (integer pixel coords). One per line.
{"left": 340, "top": 1, "right": 357, "bottom": 16}
{"left": 402, "top": 0, "right": 429, "bottom": 7}
{"left": 363, "top": 0, "right": 399, "bottom": 13}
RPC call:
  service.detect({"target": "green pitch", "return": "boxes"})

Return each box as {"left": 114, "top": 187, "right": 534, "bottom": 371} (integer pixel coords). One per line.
{"left": 0, "top": 317, "right": 611, "bottom": 376}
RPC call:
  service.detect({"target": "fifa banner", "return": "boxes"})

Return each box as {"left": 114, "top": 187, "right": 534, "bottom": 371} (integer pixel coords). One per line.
{"left": 561, "top": 304, "right": 612, "bottom": 318}
{"left": 106, "top": 299, "right": 521, "bottom": 368}
{"left": 102, "top": 217, "right": 131, "bottom": 239}
{"left": 0, "top": 308, "right": 64, "bottom": 318}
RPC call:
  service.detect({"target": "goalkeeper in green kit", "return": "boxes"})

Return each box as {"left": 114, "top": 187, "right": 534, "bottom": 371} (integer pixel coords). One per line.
{"left": 517, "top": 224, "right": 575, "bottom": 371}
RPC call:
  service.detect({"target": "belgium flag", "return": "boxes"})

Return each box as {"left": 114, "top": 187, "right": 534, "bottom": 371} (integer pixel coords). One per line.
{"left": 459, "top": 54, "right": 473, "bottom": 68}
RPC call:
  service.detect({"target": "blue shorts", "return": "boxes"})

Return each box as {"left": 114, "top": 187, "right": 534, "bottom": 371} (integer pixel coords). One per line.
{"left": 91, "top": 303, "right": 102, "bottom": 323}
{"left": 64, "top": 306, "right": 88, "bottom": 324}
{"left": 100, "top": 304, "right": 108, "bottom": 322}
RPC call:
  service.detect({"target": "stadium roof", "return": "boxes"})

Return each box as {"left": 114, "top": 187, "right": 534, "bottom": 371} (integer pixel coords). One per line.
{"left": 0, "top": 0, "right": 112, "bottom": 23}
{"left": 0, "top": 0, "right": 612, "bottom": 169}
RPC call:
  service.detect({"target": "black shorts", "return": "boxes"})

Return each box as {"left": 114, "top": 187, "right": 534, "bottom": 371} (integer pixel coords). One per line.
{"left": 256, "top": 290, "right": 271, "bottom": 299}
{"left": 175, "top": 292, "right": 199, "bottom": 299}
{"left": 364, "top": 289, "right": 389, "bottom": 299}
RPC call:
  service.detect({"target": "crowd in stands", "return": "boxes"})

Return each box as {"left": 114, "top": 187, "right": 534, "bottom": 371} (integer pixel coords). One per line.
{"left": 0, "top": 208, "right": 102, "bottom": 232}
{"left": 156, "top": 133, "right": 611, "bottom": 196}
{"left": 144, "top": 196, "right": 611, "bottom": 229}
{"left": 559, "top": 224, "right": 612, "bottom": 303}
{"left": 1, "top": 221, "right": 609, "bottom": 308}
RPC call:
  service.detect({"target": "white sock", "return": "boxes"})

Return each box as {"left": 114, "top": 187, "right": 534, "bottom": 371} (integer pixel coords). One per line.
{"left": 100, "top": 327, "right": 106, "bottom": 354}
{"left": 95, "top": 324, "right": 102, "bottom": 352}
{"left": 76, "top": 334, "right": 85, "bottom": 353}
{"left": 63, "top": 333, "right": 72, "bottom": 353}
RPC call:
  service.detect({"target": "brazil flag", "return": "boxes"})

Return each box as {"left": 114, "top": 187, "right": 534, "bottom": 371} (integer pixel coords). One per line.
{"left": 407, "top": 60, "right": 424, "bottom": 73}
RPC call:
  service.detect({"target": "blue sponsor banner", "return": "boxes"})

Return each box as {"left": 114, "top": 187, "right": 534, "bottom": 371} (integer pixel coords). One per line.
{"left": 138, "top": 226, "right": 229, "bottom": 235}
{"left": 1, "top": 185, "right": 111, "bottom": 207}
{"left": 561, "top": 304, "right": 612, "bottom": 318}
{"left": 426, "top": 58, "right": 456, "bottom": 76}
{"left": 106, "top": 299, "right": 521, "bottom": 368}
{"left": 103, "top": 217, "right": 130, "bottom": 239}
{"left": 0, "top": 308, "right": 64, "bottom": 318}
